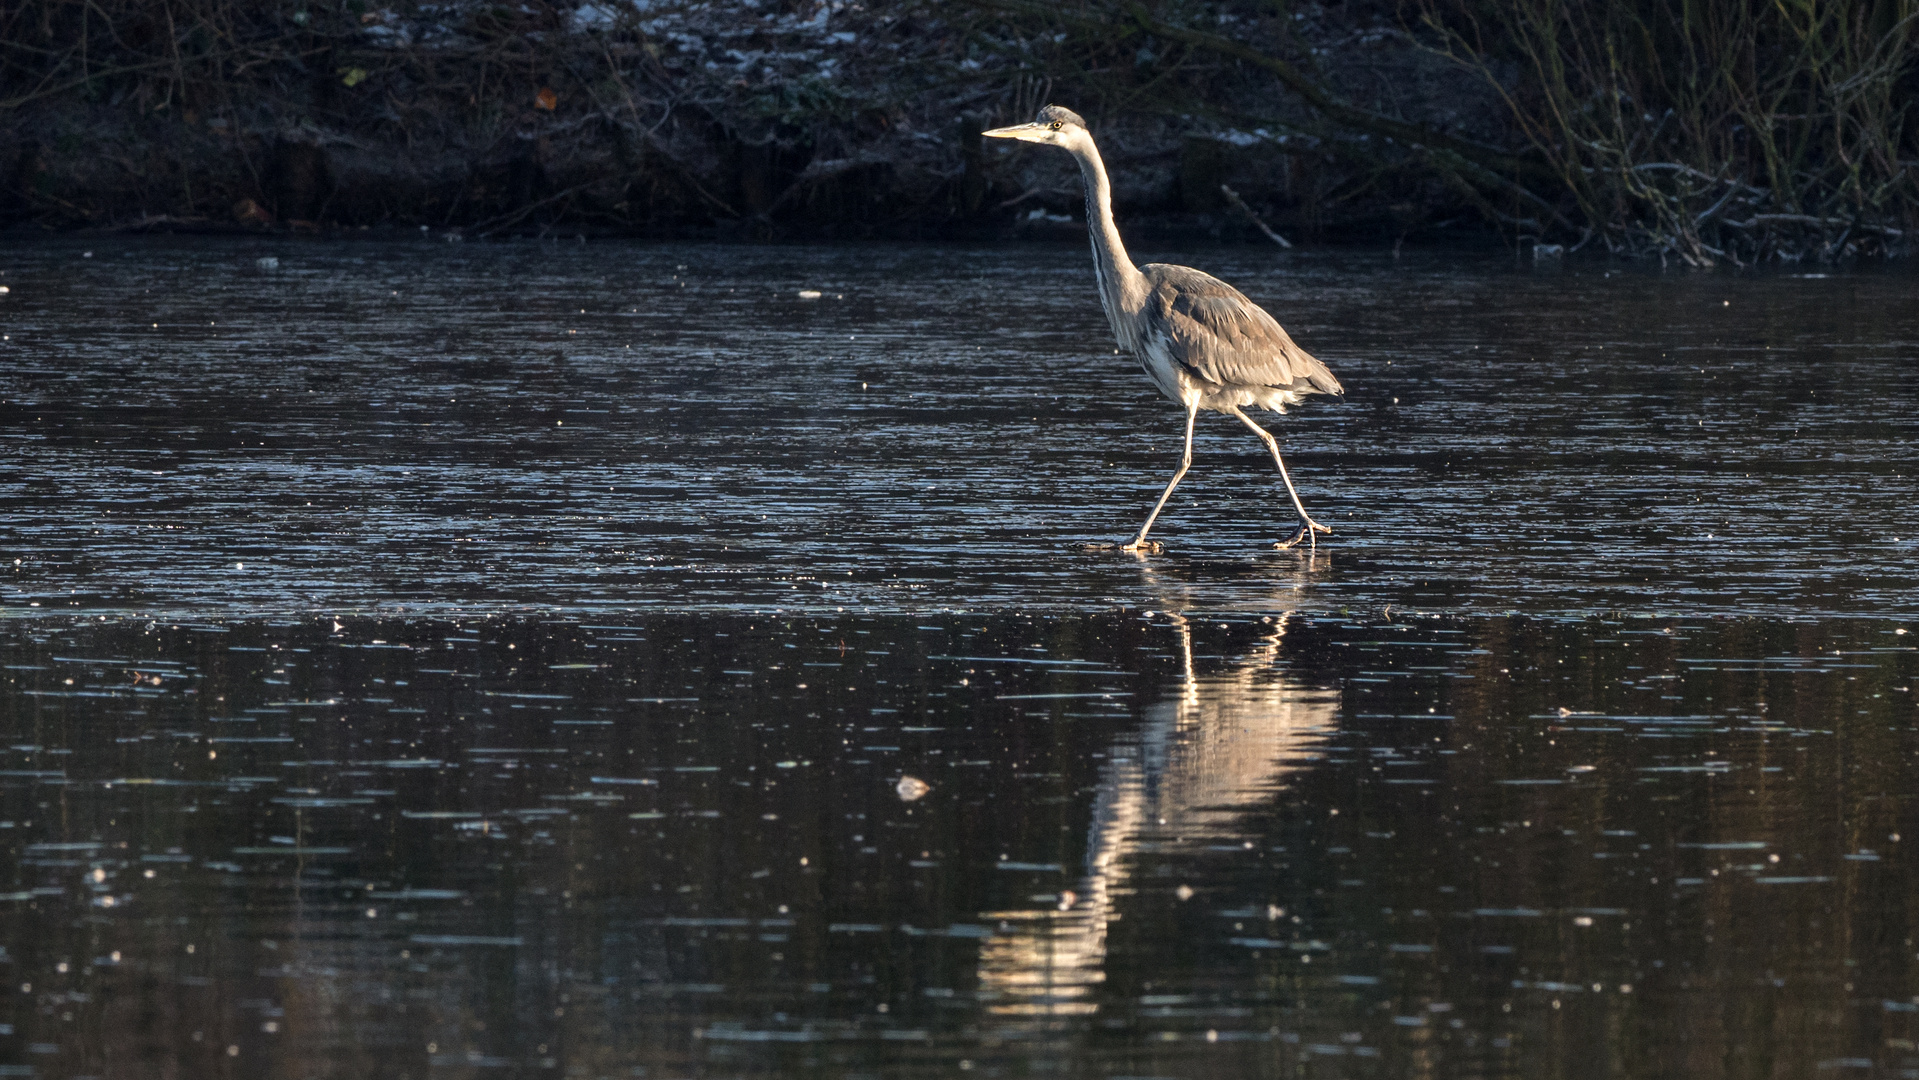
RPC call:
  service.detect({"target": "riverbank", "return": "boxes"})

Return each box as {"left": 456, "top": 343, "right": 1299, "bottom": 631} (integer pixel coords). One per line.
{"left": 0, "top": 0, "right": 1520, "bottom": 246}
{"left": 3, "top": 0, "right": 1913, "bottom": 261}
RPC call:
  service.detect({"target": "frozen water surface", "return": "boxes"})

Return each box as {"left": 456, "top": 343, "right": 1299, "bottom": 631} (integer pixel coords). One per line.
{"left": 1, "top": 237, "right": 1914, "bottom": 617}
{"left": 0, "top": 237, "right": 1916, "bottom": 1077}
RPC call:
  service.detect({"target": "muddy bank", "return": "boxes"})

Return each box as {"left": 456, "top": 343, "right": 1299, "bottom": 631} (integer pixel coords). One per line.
{"left": 1, "top": 0, "right": 1504, "bottom": 245}
{"left": 5, "top": 1, "right": 1912, "bottom": 260}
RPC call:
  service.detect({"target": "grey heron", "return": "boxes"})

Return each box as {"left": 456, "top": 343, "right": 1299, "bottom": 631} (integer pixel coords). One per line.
{"left": 983, "top": 106, "right": 1343, "bottom": 552}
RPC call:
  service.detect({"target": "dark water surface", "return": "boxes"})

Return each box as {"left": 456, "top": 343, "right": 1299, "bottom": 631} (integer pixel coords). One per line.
{"left": 1, "top": 238, "right": 1916, "bottom": 1078}
{"left": 0, "top": 614, "right": 1916, "bottom": 1079}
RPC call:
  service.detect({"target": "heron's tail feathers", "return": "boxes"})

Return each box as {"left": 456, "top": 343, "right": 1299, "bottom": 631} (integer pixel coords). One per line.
{"left": 1309, "top": 371, "right": 1344, "bottom": 396}
{"left": 1298, "top": 353, "right": 1344, "bottom": 397}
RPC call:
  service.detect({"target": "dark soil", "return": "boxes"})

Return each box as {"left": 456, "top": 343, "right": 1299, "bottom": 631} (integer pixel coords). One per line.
{"left": 0, "top": 0, "right": 1507, "bottom": 245}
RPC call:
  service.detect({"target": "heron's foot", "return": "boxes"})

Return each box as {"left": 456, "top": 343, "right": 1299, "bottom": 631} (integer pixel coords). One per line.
{"left": 1273, "top": 519, "right": 1332, "bottom": 551}
{"left": 1119, "top": 538, "right": 1163, "bottom": 555}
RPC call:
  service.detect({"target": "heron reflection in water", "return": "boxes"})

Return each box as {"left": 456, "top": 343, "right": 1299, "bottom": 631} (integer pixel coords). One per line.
{"left": 973, "top": 611, "right": 1338, "bottom": 1020}
{"left": 983, "top": 106, "right": 1344, "bottom": 552}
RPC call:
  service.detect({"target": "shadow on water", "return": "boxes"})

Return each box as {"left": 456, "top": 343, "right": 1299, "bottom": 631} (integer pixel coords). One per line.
{"left": 0, "top": 611, "right": 1915, "bottom": 1077}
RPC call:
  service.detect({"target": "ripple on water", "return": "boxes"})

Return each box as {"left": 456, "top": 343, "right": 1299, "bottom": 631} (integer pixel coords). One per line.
{"left": 1, "top": 238, "right": 1915, "bottom": 618}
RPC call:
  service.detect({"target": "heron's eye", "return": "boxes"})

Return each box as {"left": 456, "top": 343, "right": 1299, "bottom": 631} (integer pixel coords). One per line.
{"left": 1048, "top": 120, "right": 1062, "bottom": 130}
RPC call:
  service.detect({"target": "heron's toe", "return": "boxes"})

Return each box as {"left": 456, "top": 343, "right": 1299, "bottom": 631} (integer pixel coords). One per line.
{"left": 1274, "top": 521, "right": 1328, "bottom": 550}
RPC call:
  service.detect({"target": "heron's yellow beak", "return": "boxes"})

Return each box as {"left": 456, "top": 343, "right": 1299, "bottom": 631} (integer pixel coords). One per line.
{"left": 981, "top": 122, "right": 1052, "bottom": 142}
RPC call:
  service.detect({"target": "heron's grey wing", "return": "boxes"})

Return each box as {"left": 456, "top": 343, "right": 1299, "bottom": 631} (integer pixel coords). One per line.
{"left": 1142, "top": 265, "right": 1343, "bottom": 395}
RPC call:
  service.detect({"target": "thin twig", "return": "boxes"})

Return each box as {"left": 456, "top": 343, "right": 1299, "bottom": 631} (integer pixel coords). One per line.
{"left": 1218, "top": 184, "right": 1292, "bottom": 247}
{"left": 471, "top": 182, "right": 596, "bottom": 237}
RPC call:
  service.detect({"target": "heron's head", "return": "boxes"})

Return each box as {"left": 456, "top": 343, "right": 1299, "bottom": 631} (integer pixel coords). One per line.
{"left": 982, "top": 105, "right": 1089, "bottom": 148}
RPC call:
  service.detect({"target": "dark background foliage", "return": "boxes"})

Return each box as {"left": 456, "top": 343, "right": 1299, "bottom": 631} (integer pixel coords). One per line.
{"left": 2, "top": 0, "right": 1913, "bottom": 260}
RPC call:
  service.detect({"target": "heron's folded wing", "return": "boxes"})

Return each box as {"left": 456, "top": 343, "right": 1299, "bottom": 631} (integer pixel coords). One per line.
{"left": 1145, "top": 267, "right": 1343, "bottom": 395}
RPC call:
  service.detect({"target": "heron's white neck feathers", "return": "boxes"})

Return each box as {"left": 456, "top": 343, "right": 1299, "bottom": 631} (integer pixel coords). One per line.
{"left": 1065, "top": 132, "right": 1147, "bottom": 350}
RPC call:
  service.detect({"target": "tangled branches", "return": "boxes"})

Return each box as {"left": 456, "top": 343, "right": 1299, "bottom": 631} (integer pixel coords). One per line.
{"left": 2, "top": 0, "right": 1913, "bottom": 257}
{"left": 1415, "top": 0, "right": 1919, "bottom": 263}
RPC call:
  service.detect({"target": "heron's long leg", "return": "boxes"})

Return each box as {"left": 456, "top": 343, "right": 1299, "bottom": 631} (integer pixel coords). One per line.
{"left": 1225, "top": 406, "right": 1331, "bottom": 551}
{"left": 1122, "top": 403, "right": 1198, "bottom": 552}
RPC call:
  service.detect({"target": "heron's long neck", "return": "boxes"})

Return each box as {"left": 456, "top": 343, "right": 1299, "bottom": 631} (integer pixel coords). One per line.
{"left": 1070, "top": 139, "right": 1145, "bottom": 338}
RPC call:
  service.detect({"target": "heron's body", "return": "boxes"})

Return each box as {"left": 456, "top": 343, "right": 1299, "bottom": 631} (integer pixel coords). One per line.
{"left": 984, "top": 105, "right": 1343, "bottom": 551}
{"left": 1126, "top": 264, "right": 1340, "bottom": 413}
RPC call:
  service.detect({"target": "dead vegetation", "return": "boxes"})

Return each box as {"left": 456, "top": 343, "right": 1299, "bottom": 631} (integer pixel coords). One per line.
{"left": 1, "top": 0, "right": 1912, "bottom": 259}
{"left": 1414, "top": 0, "right": 1919, "bottom": 263}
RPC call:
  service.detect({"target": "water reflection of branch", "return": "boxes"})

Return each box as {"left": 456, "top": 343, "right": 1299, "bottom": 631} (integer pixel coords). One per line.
{"left": 975, "top": 612, "right": 1338, "bottom": 1022}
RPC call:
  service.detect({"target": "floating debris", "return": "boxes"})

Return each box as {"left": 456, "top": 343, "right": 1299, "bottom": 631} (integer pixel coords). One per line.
{"left": 896, "top": 775, "right": 931, "bottom": 801}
